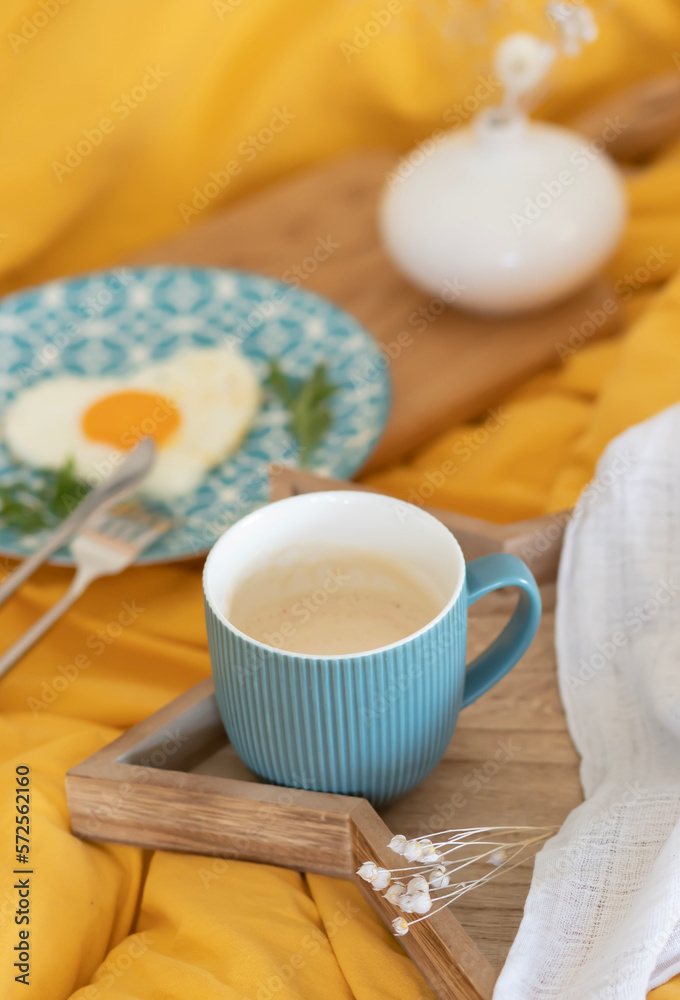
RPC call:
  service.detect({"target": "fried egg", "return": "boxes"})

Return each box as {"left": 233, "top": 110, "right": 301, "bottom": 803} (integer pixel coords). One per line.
{"left": 2, "top": 347, "right": 260, "bottom": 498}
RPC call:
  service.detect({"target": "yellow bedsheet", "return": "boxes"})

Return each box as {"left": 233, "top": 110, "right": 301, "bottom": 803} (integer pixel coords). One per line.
{"left": 1, "top": 1, "right": 680, "bottom": 996}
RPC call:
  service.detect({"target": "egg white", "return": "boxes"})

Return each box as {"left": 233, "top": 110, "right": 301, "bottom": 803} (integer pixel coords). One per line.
{"left": 128, "top": 348, "right": 261, "bottom": 497}
{"left": 2, "top": 376, "right": 120, "bottom": 475}
{"left": 2, "top": 347, "right": 261, "bottom": 499}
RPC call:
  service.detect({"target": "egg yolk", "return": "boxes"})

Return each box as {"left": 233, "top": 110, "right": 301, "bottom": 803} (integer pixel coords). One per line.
{"left": 81, "top": 390, "right": 181, "bottom": 450}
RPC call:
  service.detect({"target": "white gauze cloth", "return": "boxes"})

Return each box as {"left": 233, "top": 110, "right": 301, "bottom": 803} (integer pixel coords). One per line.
{"left": 494, "top": 403, "right": 680, "bottom": 999}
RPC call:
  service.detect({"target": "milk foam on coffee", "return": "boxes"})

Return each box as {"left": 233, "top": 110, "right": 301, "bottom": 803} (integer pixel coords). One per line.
{"left": 228, "top": 543, "right": 442, "bottom": 655}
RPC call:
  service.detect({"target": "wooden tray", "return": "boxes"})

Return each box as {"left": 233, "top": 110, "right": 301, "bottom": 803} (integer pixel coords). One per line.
{"left": 66, "top": 472, "right": 581, "bottom": 998}
{"left": 130, "top": 150, "right": 621, "bottom": 474}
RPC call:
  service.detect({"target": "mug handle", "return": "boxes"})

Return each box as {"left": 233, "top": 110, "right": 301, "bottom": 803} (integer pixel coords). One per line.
{"left": 462, "top": 553, "right": 542, "bottom": 708}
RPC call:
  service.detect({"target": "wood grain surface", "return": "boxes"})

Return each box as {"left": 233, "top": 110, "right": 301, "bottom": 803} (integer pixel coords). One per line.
{"left": 570, "top": 72, "right": 680, "bottom": 162}
{"left": 130, "top": 150, "right": 621, "bottom": 473}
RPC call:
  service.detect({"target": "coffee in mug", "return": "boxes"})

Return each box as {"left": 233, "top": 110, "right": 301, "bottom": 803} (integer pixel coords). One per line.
{"left": 203, "top": 490, "right": 542, "bottom": 803}
{"left": 229, "top": 544, "right": 441, "bottom": 655}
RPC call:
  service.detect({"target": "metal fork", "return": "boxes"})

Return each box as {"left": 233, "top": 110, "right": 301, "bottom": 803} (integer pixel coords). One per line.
{"left": 0, "top": 503, "right": 170, "bottom": 678}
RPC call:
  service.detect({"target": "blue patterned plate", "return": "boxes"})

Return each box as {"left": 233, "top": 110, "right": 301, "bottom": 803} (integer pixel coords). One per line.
{"left": 0, "top": 266, "right": 390, "bottom": 564}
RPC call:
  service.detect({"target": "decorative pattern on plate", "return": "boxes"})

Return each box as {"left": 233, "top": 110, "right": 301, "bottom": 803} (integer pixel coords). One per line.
{"left": 0, "top": 266, "right": 390, "bottom": 564}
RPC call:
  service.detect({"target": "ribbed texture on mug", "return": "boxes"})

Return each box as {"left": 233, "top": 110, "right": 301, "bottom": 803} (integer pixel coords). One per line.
{"left": 205, "top": 595, "right": 467, "bottom": 805}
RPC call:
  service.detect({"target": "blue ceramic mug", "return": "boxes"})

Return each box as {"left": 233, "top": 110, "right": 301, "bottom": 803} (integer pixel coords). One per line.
{"left": 203, "top": 491, "right": 541, "bottom": 804}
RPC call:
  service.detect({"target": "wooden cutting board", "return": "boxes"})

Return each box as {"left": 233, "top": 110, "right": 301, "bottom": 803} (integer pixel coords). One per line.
{"left": 131, "top": 150, "right": 621, "bottom": 474}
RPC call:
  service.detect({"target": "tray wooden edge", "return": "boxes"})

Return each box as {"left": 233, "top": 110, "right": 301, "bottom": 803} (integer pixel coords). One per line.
{"left": 66, "top": 679, "right": 495, "bottom": 1000}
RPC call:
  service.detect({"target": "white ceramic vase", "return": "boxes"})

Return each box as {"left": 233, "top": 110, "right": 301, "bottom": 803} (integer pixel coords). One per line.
{"left": 379, "top": 108, "right": 627, "bottom": 316}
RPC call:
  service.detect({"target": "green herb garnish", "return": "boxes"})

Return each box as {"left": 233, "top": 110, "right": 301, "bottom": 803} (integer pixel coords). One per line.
{"left": 266, "top": 361, "right": 338, "bottom": 467}
{"left": 0, "top": 458, "right": 90, "bottom": 533}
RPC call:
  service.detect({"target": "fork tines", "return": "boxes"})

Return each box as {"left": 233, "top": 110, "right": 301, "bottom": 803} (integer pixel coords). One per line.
{"left": 86, "top": 501, "right": 171, "bottom": 547}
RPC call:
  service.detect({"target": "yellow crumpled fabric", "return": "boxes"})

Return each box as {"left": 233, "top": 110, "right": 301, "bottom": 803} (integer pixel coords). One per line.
{"left": 0, "top": 0, "right": 680, "bottom": 997}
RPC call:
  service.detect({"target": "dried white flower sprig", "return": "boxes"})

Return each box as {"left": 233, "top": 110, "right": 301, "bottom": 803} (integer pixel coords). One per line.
{"left": 547, "top": 2, "right": 598, "bottom": 57}
{"left": 495, "top": 32, "right": 557, "bottom": 108}
{"left": 357, "top": 826, "right": 556, "bottom": 936}
{"left": 494, "top": 4, "right": 598, "bottom": 114}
